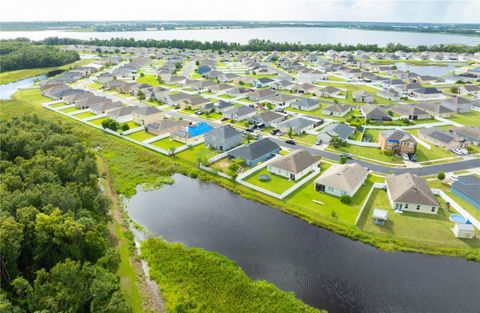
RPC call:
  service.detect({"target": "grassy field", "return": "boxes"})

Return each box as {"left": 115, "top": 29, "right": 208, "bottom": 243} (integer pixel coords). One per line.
{"left": 87, "top": 82, "right": 103, "bottom": 89}
{"left": 0, "top": 59, "right": 96, "bottom": 84}
{"left": 126, "top": 130, "right": 156, "bottom": 142}
{"left": 357, "top": 189, "right": 480, "bottom": 249}
{"left": 243, "top": 167, "right": 297, "bottom": 194}
{"left": 141, "top": 238, "right": 322, "bottom": 313}
{"left": 12, "top": 88, "right": 51, "bottom": 103}
{"left": 151, "top": 137, "right": 184, "bottom": 150}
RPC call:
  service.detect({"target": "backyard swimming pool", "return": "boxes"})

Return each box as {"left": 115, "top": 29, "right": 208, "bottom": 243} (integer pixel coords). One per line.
{"left": 450, "top": 214, "right": 470, "bottom": 224}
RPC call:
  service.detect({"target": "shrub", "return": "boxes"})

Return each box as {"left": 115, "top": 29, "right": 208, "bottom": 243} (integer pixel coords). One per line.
{"left": 437, "top": 172, "right": 445, "bottom": 180}
{"left": 339, "top": 156, "right": 347, "bottom": 164}
{"left": 340, "top": 195, "right": 352, "bottom": 204}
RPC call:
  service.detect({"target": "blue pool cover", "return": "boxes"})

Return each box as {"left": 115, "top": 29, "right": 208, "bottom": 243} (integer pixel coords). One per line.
{"left": 188, "top": 122, "right": 213, "bottom": 137}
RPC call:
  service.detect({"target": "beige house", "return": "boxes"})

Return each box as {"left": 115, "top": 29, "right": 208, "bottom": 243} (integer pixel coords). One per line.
{"left": 386, "top": 173, "right": 439, "bottom": 214}
{"left": 379, "top": 130, "right": 417, "bottom": 155}
{"left": 267, "top": 150, "right": 321, "bottom": 181}
{"left": 132, "top": 106, "right": 165, "bottom": 125}
{"left": 314, "top": 163, "right": 369, "bottom": 197}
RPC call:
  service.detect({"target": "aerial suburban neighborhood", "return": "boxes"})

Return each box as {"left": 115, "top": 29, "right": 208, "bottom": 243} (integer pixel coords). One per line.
{"left": 34, "top": 44, "right": 480, "bottom": 247}
{"left": 2, "top": 11, "right": 480, "bottom": 313}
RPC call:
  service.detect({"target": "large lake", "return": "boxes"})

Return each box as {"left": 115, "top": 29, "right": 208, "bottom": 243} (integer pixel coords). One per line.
{"left": 126, "top": 174, "right": 480, "bottom": 313}
{"left": 1, "top": 27, "right": 478, "bottom": 46}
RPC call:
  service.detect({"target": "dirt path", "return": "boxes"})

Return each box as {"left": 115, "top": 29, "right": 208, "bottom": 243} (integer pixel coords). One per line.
{"left": 98, "top": 156, "right": 166, "bottom": 313}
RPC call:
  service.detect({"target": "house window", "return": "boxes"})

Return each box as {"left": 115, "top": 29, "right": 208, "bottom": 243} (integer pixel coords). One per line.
{"left": 431, "top": 207, "right": 436, "bottom": 212}
{"left": 405, "top": 204, "right": 408, "bottom": 209}
{"left": 416, "top": 205, "right": 420, "bottom": 210}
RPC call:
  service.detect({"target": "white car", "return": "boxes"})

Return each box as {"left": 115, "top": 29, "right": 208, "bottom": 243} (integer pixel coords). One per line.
{"left": 401, "top": 154, "right": 410, "bottom": 161}
{"left": 460, "top": 148, "right": 469, "bottom": 155}
{"left": 451, "top": 148, "right": 462, "bottom": 155}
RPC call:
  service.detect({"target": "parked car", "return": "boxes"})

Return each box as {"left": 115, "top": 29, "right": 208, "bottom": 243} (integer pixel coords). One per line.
{"left": 451, "top": 148, "right": 462, "bottom": 155}
{"left": 221, "top": 117, "right": 229, "bottom": 121}
{"left": 340, "top": 153, "right": 352, "bottom": 159}
{"left": 271, "top": 129, "right": 279, "bottom": 135}
{"left": 285, "top": 139, "right": 296, "bottom": 145}
{"left": 460, "top": 148, "right": 469, "bottom": 155}
{"left": 195, "top": 111, "right": 204, "bottom": 115}
{"left": 316, "top": 139, "right": 322, "bottom": 145}
{"left": 402, "top": 153, "right": 410, "bottom": 161}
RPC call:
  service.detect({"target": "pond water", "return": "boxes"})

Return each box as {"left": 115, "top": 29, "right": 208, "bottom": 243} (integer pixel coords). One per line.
{"left": 394, "top": 62, "right": 459, "bottom": 77}
{"left": 0, "top": 75, "right": 47, "bottom": 99}
{"left": 1, "top": 27, "right": 478, "bottom": 47}
{"left": 126, "top": 174, "right": 480, "bottom": 313}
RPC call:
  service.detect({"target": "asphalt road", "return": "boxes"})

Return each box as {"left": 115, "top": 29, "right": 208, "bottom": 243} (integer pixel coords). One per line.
{"left": 272, "top": 138, "right": 480, "bottom": 176}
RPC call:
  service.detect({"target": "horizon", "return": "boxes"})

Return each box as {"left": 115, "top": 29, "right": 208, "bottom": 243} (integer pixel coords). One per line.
{"left": 1, "top": 0, "right": 479, "bottom": 23}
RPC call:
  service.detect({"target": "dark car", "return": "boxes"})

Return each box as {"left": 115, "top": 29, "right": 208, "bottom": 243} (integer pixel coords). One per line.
{"left": 221, "top": 117, "right": 229, "bottom": 121}
{"left": 285, "top": 139, "right": 296, "bottom": 145}
{"left": 271, "top": 129, "right": 279, "bottom": 135}
{"left": 246, "top": 127, "right": 255, "bottom": 132}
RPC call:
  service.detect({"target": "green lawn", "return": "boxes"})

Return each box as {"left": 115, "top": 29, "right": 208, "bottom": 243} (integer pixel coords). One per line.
{"left": 327, "top": 75, "right": 347, "bottom": 81}
{"left": 151, "top": 137, "right": 184, "bottom": 150}
{"left": 89, "top": 117, "right": 108, "bottom": 126}
{"left": 126, "top": 130, "right": 156, "bottom": 142}
{"left": 446, "top": 111, "right": 480, "bottom": 126}
{"left": 291, "top": 133, "right": 317, "bottom": 145}
{"left": 136, "top": 74, "right": 160, "bottom": 86}
{"left": 12, "top": 88, "right": 51, "bottom": 104}
{"left": 285, "top": 165, "right": 379, "bottom": 225}
{"left": 428, "top": 179, "right": 480, "bottom": 222}
{"left": 357, "top": 189, "right": 480, "bottom": 249}
{"left": 87, "top": 82, "right": 102, "bottom": 90}
{"left": 121, "top": 121, "right": 141, "bottom": 130}
{"left": 176, "top": 144, "right": 218, "bottom": 163}
{"left": 49, "top": 102, "right": 66, "bottom": 108}
{"left": 404, "top": 128, "right": 455, "bottom": 161}
{"left": 243, "top": 167, "right": 297, "bottom": 194}
{"left": 60, "top": 107, "right": 80, "bottom": 113}
{"left": 72, "top": 111, "right": 96, "bottom": 119}
{"left": 219, "top": 94, "right": 234, "bottom": 99}
{"left": 329, "top": 144, "right": 404, "bottom": 164}
{"left": 314, "top": 82, "right": 396, "bottom": 105}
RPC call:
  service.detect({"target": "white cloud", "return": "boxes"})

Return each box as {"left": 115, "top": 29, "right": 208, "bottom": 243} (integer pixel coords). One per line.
{"left": 0, "top": 0, "right": 478, "bottom": 23}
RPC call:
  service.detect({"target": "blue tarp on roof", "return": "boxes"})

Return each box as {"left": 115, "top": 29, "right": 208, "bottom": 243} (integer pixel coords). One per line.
{"left": 188, "top": 122, "right": 213, "bottom": 137}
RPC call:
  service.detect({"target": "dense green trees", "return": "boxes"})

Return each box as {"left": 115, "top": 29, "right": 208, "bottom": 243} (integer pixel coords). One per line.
{"left": 0, "top": 40, "right": 79, "bottom": 72}
{"left": 43, "top": 37, "right": 480, "bottom": 53}
{"left": 0, "top": 115, "right": 130, "bottom": 312}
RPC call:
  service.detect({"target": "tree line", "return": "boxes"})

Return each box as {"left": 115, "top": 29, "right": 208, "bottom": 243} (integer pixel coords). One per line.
{"left": 0, "top": 115, "right": 130, "bottom": 312}
{"left": 42, "top": 36, "right": 480, "bottom": 53}
{"left": 0, "top": 40, "right": 79, "bottom": 72}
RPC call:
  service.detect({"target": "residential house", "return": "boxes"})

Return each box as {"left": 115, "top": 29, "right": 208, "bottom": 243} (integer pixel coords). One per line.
{"left": 222, "top": 106, "right": 257, "bottom": 121}
{"left": 452, "top": 175, "right": 480, "bottom": 210}
{"left": 267, "top": 150, "right": 321, "bottom": 181}
{"left": 132, "top": 106, "right": 165, "bottom": 125}
{"left": 290, "top": 98, "right": 320, "bottom": 111}
{"left": 247, "top": 89, "right": 276, "bottom": 102}
{"left": 386, "top": 173, "right": 439, "bottom": 214}
{"left": 90, "top": 101, "right": 123, "bottom": 115}
{"left": 459, "top": 85, "right": 480, "bottom": 96}
{"left": 296, "top": 83, "right": 318, "bottom": 94}
{"left": 418, "top": 127, "right": 468, "bottom": 150}
{"left": 204, "top": 125, "right": 243, "bottom": 151}
{"left": 314, "top": 163, "right": 369, "bottom": 197}
{"left": 318, "top": 86, "right": 344, "bottom": 99}
{"left": 171, "top": 122, "right": 213, "bottom": 144}
{"left": 417, "top": 102, "right": 454, "bottom": 117}
{"left": 269, "top": 93, "right": 298, "bottom": 106}
{"left": 274, "top": 117, "right": 320, "bottom": 135}
{"left": 360, "top": 104, "right": 392, "bottom": 121}
{"left": 379, "top": 130, "right": 417, "bottom": 155}
{"left": 440, "top": 97, "right": 473, "bottom": 113}
{"left": 252, "top": 77, "right": 276, "bottom": 88}
{"left": 352, "top": 90, "right": 374, "bottom": 103}
{"left": 321, "top": 103, "right": 352, "bottom": 117}
{"left": 249, "top": 111, "right": 285, "bottom": 127}
{"left": 145, "top": 119, "right": 190, "bottom": 136}
{"left": 211, "top": 100, "right": 235, "bottom": 113}
{"left": 316, "top": 123, "right": 356, "bottom": 144}
{"left": 106, "top": 105, "right": 139, "bottom": 123}
{"left": 208, "top": 83, "right": 233, "bottom": 94}
{"left": 274, "top": 79, "right": 296, "bottom": 91}
{"left": 451, "top": 126, "right": 480, "bottom": 145}
{"left": 227, "top": 138, "right": 281, "bottom": 167}
{"left": 390, "top": 104, "right": 430, "bottom": 120}
{"left": 377, "top": 88, "right": 401, "bottom": 101}
{"left": 226, "top": 87, "right": 251, "bottom": 98}
{"left": 410, "top": 87, "right": 443, "bottom": 100}
{"left": 162, "top": 92, "right": 191, "bottom": 106}
{"left": 179, "top": 96, "right": 211, "bottom": 110}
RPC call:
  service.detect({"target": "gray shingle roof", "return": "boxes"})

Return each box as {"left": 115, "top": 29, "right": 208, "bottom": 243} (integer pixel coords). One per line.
{"left": 228, "top": 138, "right": 280, "bottom": 161}
{"left": 314, "top": 163, "right": 369, "bottom": 194}
{"left": 386, "top": 173, "right": 438, "bottom": 206}
{"left": 269, "top": 150, "right": 320, "bottom": 174}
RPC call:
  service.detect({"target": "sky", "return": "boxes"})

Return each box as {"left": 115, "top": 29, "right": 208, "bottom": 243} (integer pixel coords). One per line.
{"left": 0, "top": 0, "right": 479, "bottom": 23}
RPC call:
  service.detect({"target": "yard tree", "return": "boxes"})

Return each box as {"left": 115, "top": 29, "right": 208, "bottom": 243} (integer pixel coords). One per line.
{"left": 437, "top": 172, "right": 445, "bottom": 180}
{"left": 339, "top": 156, "right": 348, "bottom": 164}
{"left": 288, "top": 127, "right": 294, "bottom": 139}
{"left": 137, "top": 90, "right": 146, "bottom": 100}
